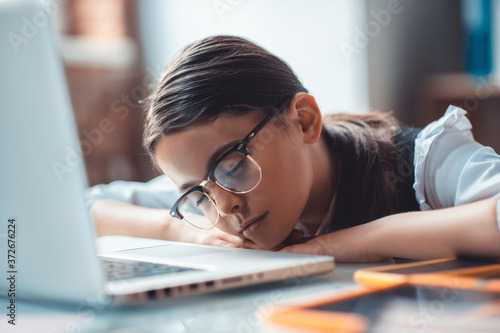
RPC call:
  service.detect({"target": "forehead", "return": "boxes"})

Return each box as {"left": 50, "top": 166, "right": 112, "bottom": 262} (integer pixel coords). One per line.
{"left": 154, "top": 111, "right": 263, "bottom": 187}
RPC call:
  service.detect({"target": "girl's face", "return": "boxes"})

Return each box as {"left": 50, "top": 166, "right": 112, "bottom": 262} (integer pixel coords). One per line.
{"left": 154, "top": 110, "right": 316, "bottom": 250}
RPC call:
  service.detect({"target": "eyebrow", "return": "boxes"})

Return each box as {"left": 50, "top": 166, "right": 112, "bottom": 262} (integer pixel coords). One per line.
{"left": 178, "top": 139, "right": 240, "bottom": 193}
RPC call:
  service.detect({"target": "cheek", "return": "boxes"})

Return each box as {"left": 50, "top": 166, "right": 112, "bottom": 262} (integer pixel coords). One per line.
{"left": 259, "top": 140, "right": 312, "bottom": 200}
{"left": 265, "top": 159, "right": 311, "bottom": 218}
{"left": 256, "top": 143, "right": 313, "bottom": 234}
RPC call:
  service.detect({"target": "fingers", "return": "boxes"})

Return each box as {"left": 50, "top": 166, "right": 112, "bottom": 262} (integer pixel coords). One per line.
{"left": 215, "top": 232, "right": 262, "bottom": 249}
{"left": 215, "top": 230, "right": 264, "bottom": 250}
{"left": 215, "top": 238, "right": 262, "bottom": 250}
{"left": 220, "top": 233, "right": 246, "bottom": 245}
{"left": 241, "top": 240, "right": 264, "bottom": 250}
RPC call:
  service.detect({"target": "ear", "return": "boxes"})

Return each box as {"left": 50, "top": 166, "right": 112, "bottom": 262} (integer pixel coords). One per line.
{"left": 287, "top": 92, "right": 322, "bottom": 144}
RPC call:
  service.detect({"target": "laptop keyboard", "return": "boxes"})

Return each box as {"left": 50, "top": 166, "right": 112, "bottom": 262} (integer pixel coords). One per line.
{"left": 100, "top": 257, "right": 199, "bottom": 281}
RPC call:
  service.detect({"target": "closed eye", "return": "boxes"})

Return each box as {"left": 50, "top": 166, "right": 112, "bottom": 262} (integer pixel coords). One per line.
{"left": 195, "top": 195, "right": 207, "bottom": 207}
{"left": 226, "top": 159, "right": 245, "bottom": 177}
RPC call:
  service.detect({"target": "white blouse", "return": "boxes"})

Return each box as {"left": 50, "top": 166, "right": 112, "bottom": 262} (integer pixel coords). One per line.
{"left": 85, "top": 105, "right": 500, "bottom": 229}
{"left": 414, "top": 105, "right": 500, "bottom": 229}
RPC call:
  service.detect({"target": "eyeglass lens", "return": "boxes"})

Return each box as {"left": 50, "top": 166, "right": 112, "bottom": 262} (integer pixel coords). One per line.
{"left": 177, "top": 152, "right": 261, "bottom": 229}
{"left": 213, "top": 151, "right": 261, "bottom": 192}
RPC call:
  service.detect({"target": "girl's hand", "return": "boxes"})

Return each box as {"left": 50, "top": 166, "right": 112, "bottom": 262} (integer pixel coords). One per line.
{"left": 165, "top": 212, "right": 262, "bottom": 249}
{"left": 186, "top": 227, "right": 262, "bottom": 249}
{"left": 189, "top": 227, "right": 306, "bottom": 251}
{"left": 279, "top": 224, "right": 385, "bottom": 262}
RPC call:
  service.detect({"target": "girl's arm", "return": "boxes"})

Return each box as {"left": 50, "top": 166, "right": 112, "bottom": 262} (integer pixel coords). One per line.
{"left": 90, "top": 199, "right": 260, "bottom": 248}
{"left": 86, "top": 176, "right": 260, "bottom": 247}
{"left": 280, "top": 198, "right": 500, "bottom": 262}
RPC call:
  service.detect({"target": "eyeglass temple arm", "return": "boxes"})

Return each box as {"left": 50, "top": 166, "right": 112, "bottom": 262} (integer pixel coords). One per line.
{"left": 240, "top": 112, "right": 277, "bottom": 147}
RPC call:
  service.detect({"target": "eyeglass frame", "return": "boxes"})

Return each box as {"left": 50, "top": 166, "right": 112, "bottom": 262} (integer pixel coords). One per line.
{"left": 169, "top": 110, "right": 278, "bottom": 228}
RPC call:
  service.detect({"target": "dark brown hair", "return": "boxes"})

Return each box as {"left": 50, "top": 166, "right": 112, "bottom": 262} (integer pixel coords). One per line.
{"left": 143, "top": 35, "right": 307, "bottom": 158}
{"left": 321, "top": 113, "right": 418, "bottom": 231}
{"left": 144, "top": 35, "right": 416, "bottom": 231}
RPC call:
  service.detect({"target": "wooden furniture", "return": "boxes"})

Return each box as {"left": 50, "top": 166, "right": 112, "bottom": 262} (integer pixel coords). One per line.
{"left": 420, "top": 73, "right": 500, "bottom": 154}
{"left": 59, "top": 0, "right": 156, "bottom": 186}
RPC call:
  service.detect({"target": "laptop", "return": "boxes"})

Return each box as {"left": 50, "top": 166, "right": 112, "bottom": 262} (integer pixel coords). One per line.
{"left": 0, "top": 0, "right": 334, "bottom": 305}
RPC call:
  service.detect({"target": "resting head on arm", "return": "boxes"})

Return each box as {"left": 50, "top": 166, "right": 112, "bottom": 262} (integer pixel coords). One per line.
{"left": 89, "top": 199, "right": 260, "bottom": 248}
{"left": 143, "top": 36, "right": 336, "bottom": 250}
{"left": 143, "top": 35, "right": 500, "bottom": 261}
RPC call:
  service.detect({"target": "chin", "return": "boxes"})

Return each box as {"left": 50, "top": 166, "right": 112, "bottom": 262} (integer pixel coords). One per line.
{"left": 249, "top": 216, "right": 297, "bottom": 250}
{"left": 260, "top": 242, "right": 280, "bottom": 251}
{"left": 253, "top": 234, "right": 288, "bottom": 251}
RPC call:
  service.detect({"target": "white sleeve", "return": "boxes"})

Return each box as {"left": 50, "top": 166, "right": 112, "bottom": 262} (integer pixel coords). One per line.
{"left": 84, "top": 175, "right": 180, "bottom": 210}
{"left": 413, "top": 105, "right": 500, "bottom": 229}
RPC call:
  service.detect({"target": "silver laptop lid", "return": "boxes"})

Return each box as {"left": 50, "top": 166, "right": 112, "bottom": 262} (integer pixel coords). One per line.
{"left": 0, "top": 0, "right": 105, "bottom": 303}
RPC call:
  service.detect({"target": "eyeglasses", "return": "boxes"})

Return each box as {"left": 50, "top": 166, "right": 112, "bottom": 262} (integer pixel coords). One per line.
{"left": 170, "top": 112, "right": 277, "bottom": 230}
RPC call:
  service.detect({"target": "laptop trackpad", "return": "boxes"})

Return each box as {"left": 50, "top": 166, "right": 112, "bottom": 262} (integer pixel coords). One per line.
{"left": 116, "top": 244, "right": 223, "bottom": 259}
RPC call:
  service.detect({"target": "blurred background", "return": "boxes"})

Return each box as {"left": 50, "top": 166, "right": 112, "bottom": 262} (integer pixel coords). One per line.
{"left": 45, "top": 0, "right": 500, "bottom": 186}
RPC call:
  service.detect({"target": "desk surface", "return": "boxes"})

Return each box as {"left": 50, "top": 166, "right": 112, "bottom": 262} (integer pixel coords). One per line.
{"left": 1, "top": 238, "right": 386, "bottom": 333}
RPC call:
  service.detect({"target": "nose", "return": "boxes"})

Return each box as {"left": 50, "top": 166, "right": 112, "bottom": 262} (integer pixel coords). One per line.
{"left": 207, "top": 184, "right": 245, "bottom": 217}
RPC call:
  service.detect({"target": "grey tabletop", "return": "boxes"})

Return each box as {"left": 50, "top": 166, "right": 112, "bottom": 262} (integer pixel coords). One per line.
{"left": 1, "top": 261, "right": 388, "bottom": 333}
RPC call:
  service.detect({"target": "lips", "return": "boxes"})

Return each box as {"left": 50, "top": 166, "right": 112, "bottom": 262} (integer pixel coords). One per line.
{"left": 238, "top": 212, "right": 267, "bottom": 237}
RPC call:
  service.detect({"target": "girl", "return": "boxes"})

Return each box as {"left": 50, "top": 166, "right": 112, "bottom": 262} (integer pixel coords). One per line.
{"left": 89, "top": 35, "right": 500, "bottom": 262}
